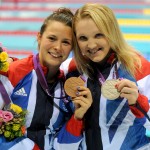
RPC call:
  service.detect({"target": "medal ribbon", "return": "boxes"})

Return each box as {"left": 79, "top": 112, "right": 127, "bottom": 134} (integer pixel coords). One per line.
{"left": 33, "top": 54, "right": 69, "bottom": 102}
{"left": 96, "top": 61, "right": 150, "bottom": 122}
{"left": 0, "top": 80, "right": 11, "bottom": 105}
{"left": 97, "top": 63, "right": 118, "bottom": 85}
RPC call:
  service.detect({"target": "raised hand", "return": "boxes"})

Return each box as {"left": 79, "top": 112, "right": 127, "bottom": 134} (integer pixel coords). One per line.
{"left": 72, "top": 86, "right": 93, "bottom": 120}
{"left": 115, "top": 79, "right": 139, "bottom": 105}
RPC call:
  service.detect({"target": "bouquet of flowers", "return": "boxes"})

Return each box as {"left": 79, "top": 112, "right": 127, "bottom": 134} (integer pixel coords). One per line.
{"left": 0, "top": 103, "right": 27, "bottom": 141}
{"left": 0, "top": 46, "right": 9, "bottom": 72}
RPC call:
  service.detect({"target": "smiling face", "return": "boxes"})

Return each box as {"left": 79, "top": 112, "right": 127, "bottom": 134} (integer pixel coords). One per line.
{"left": 75, "top": 18, "right": 110, "bottom": 64}
{"left": 37, "top": 21, "right": 72, "bottom": 68}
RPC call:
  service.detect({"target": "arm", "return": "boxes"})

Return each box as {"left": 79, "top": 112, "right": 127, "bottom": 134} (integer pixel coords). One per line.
{"left": 129, "top": 94, "right": 149, "bottom": 118}
{"left": 116, "top": 56, "right": 150, "bottom": 118}
{"left": 132, "top": 56, "right": 150, "bottom": 118}
{"left": 53, "top": 115, "right": 83, "bottom": 150}
{"left": 53, "top": 86, "right": 92, "bottom": 150}
{"left": 116, "top": 78, "right": 149, "bottom": 118}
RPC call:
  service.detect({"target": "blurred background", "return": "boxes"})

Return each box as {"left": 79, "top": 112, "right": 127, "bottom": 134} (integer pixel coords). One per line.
{"left": 0, "top": 0, "right": 150, "bottom": 60}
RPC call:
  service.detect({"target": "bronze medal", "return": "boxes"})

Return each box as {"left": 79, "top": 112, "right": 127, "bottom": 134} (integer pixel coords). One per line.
{"left": 64, "top": 77, "right": 85, "bottom": 97}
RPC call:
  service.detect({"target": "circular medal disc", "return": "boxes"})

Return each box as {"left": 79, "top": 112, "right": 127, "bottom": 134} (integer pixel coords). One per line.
{"left": 101, "top": 79, "right": 120, "bottom": 100}
{"left": 64, "top": 77, "right": 85, "bottom": 97}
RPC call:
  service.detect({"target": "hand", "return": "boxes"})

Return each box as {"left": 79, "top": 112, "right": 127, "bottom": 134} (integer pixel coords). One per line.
{"left": 116, "top": 79, "right": 139, "bottom": 105}
{"left": 7, "top": 57, "right": 14, "bottom": 63}
{"left": 72, "top": 86, "right": 93, "bottom": 120}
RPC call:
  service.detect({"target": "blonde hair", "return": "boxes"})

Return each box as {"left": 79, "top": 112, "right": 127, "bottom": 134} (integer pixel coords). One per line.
{"left": 73, "top": 3, "right": 141, "bottom": 77}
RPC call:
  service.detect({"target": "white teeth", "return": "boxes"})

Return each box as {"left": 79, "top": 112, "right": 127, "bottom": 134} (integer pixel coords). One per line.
{"left": 49, "top": 52, "right": 61, "bottom": 58}
{"left": 89, "top": 50, "right": 98, "bottom": 54}
{"left": 88, "top": 48, "right": 102, "bottom": 54}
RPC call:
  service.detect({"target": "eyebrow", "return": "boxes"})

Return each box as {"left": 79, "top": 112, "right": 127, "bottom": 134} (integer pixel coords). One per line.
{"left": 63, "top": 38, "right": 72, "bottom": 42}
{"left": 76, "top": 33, "right": 85, "bottom": 37}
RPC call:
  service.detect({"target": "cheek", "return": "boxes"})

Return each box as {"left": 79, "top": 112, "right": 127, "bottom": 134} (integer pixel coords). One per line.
{"left": 105, "top": 44, "right": 111, "bottom": 54}
{"left": 103, "top": 39, "right": 110, "bottom": 49}
{"left": 67, "top": 47, "right": 72, "bottom": 55}
{"left": 78, "top": 42, "right": 85, "bottom": 51}
{"left": 64, "top": 46, "right": 72, "bottom": 55}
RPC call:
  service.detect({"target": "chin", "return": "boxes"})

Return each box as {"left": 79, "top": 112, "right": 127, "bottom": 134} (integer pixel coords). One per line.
{"left": 92, "top": 58, "right": 103, "bottom": 63}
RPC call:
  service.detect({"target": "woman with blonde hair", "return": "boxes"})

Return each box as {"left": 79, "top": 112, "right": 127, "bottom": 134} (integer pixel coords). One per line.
{"left": 63, "top": 3, "right": 150, "bottom": 150}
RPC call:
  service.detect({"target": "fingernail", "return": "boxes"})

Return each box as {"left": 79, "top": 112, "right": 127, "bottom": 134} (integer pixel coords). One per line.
{"left": 119, "top": 77, "right": 123, "bottom": 81}
{"left": 77, "top": 86, "right": 80, "bottom": 90}
{"left": 76, "top": 92, "right": 80, "bottom": 96}
{"left": 115, "top": 84, "right": 118, "bottom": 89}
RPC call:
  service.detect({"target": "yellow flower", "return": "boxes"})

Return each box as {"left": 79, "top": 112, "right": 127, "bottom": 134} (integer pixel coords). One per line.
{"left": 4, "top": 131, "right": 11, "bottom": 138}
{"left": 10, "top": 104, "right": 22, "bottom": 114}
{"left": 0, "top": 52, "right": 8, "bottom": 62}
{"left": 0, "top": 61, "right": 9, "bottom": 72}
{"left": 12, "top": 124, "right": 21, "bottom": 131}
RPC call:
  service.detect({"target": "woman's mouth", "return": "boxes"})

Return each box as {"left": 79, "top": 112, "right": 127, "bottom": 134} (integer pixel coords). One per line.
{"left": 88, "top": 48, "right": 103, "bottom": 54}
{"left": 48, "top": 52, "right": 62, "bottom": 58}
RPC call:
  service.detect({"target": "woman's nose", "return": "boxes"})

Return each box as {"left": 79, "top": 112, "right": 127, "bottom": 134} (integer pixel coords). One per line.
{"left": 53, "top": 41, "right": 62, "bottom": 51}
{"left": 87, "top": 40, "right": 97, "bottom": 49}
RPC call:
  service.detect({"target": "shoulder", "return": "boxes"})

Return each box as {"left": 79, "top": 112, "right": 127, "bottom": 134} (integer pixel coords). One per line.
{"left": 60, "top": 57, "right": 77, "bottom": 76}
{"left": 9, "top": 55, "right": 34, "bottom": 68}
{"left": 0, "top": 75, "right": 13, "bottom": 90}
{"left": 135, "top": 55, "right": 150, "bottom": 80}
{"left": 8, "top": 55, "right": 34, "bottom": 86}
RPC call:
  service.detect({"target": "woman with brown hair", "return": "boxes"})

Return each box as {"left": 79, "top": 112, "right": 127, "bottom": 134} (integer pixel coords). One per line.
{"left": 0, "top": 7, "right": 92, "bottom": 150}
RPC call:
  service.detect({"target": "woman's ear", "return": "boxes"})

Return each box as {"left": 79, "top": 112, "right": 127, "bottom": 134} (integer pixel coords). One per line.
{"left": 37, "top": 32, "right": 41, "bottom": 49}
{"left": 37, "top": 32, "right": 41, "bottom": 43}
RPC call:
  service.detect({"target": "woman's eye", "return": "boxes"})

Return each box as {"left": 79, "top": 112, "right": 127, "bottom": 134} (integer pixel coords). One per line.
{"left": 63, "top": 41, "right": 71, "bottom": 45}
{"left": 49, "top": 37, "right": 56, "bottom": 41}
{"left": 79, "top": 36, "right": 87, "bottom": 41}
{"left": 95, "top": 33, "right": 103, "bottom": 38}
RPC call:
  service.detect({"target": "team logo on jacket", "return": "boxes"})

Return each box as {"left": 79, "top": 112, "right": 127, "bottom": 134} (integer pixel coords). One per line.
{"left": 14, "top": 87, "right": 27, "bottom": 96}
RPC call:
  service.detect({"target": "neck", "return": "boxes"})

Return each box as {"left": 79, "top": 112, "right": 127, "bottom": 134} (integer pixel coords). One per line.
{"left": 46, "top": 66, "right": 60, "bottom": 83}
{"left": 94, "top": 50, "right": 116, "bottom": 72}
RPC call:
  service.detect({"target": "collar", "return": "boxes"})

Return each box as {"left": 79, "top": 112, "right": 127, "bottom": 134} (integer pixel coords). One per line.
{"left": 41, "top": 63, "right": 65, "bottom": 81}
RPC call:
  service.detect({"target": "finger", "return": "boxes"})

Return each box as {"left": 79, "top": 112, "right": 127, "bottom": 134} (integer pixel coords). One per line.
{"left": 73, "top": 100, "right": 91, "bottom": 109}
{"left": 120, "top": 89, "right": 138, "bottom": 104}
{"left": 76, "top": 90, "right": 91, "bottom": 98}
{"left": 120, "top": 86, "right": 138, "bottom": 95}
{"left": 120, "top": 92, "right": 138, "bottom": 102}
{"left": 120, "top": 87, "right": 133, "bottom": 94}
{"left": 120, "top": 92, "right": 132, "bottom": 100}
{"left": 73, "top": 102, "right": 80, "bottom": 109}
{"left": 76, "top": 86, "right": 88, "bottom": 91}
{"left": 73, "top": 96, "right": 92, "bottom": 105}
{"left": 117, "top": 79, "right": 137, "bottom": 92}
{"left": 76, "top": 87, "right": 92, "bottom": 98}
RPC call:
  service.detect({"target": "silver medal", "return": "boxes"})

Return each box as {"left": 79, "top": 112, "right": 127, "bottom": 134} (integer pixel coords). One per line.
{"left": 101, "top": 79, "right": 120, "bottom": 100}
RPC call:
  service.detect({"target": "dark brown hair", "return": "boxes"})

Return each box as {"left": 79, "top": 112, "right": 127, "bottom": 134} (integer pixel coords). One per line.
{"left": 40, "top": 8, "right": 74, "bottom": 36}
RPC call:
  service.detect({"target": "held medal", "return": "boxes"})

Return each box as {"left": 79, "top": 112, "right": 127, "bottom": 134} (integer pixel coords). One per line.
{"left": 101, "top": 79, "right": 120, "bottom": 100}
{"left": 64, "top": 77, "right": 85, "bottom": 97}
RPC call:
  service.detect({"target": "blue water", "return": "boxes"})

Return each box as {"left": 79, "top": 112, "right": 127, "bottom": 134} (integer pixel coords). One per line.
{"left": 0, "top": 1, "right": 150, "bottom": 60}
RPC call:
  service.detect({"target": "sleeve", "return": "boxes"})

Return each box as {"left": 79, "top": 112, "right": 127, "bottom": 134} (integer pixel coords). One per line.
{"left": 129, "top": 94, "right": 149, "bottom": 118}
{"left": 53, "top": 115, "right": 83, "bottom": 150}
{"left": 0, "top": 136, "right": 40, "bottom": 150}
{"left": 131, "top": 56, "right": 150, "bottom": 118}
